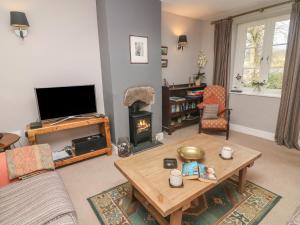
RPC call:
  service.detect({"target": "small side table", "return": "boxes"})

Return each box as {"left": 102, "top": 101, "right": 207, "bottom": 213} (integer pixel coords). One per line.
{"left": 0, "top": 133, "right": 20, "bottom": 151}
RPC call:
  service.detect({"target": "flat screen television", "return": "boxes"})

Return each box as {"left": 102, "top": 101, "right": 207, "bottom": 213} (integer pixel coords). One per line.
{"left": 35, "top": 85, "right": 97, "bottom": 121}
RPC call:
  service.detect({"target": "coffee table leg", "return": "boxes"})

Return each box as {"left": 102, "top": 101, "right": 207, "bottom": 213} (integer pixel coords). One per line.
{"left": 238, "top": 167, "right": 247, "bottom": 193}
{"left": 129, "top": 184, "right": 135, "bottom": 202}
{"left": 170, "top": 209, "right": 183, "bottom": 225}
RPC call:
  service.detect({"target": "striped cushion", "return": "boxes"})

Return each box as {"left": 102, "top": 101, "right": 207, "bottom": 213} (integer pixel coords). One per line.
{"left": 202, "top": 104, "right": 219, "bottom": 119}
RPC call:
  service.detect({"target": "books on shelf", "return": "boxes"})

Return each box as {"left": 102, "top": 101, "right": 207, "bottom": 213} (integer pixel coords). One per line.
{"left": 52, "top": 150, "right": 72, "bottom": 162}
{"left": 181, "top": 161, "right": 217, "bottom": 183}
{"left": 170, "top": 96, "right": 186, "bottom": 102}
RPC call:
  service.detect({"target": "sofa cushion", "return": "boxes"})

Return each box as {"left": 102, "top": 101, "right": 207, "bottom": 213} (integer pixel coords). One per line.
{"left": 0, "top": 152, "right": 11, "bottom": 188}
{"left": 6, "top": 144, "right": 55, "bottom": 180}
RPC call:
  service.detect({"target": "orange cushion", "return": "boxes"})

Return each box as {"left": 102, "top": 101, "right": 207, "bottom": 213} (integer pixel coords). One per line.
{"left": 0, "top": 152, "right": 11, "bottom": 188}
{"left": 197, "top": 94, "right": 225, "bottom": 114}
{"left": 202, "top": 118, "right": 227, "bottom": 129}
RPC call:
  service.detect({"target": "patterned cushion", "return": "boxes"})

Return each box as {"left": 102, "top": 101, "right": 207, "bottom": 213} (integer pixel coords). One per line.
{"left": 202, "top": 118, "right": 227, "bottom": 129}
{"left": 198, "top": 86, "right": 226, "bottom": 117}
{"left": 6, "top": 144, "right": 55, "bottom": 180}
{"left": 203, "top": 104, "right": 219, "bottom": 119}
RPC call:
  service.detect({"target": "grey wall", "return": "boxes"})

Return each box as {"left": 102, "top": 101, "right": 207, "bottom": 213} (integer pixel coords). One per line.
{"left": 96, "top": 0, "right": 162, "bottom": 143}
{"left": 0, "top": 0, "right": 104, "bottom": 150}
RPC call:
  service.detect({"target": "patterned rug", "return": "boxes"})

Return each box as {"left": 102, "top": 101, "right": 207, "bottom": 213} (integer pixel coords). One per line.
{"left": 88, "top": 177, "right": 281, "bottom": 225}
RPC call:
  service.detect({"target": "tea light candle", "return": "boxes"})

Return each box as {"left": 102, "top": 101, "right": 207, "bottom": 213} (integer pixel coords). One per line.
{"left": 170, "top": 169, "right": 183, "bottom": 187}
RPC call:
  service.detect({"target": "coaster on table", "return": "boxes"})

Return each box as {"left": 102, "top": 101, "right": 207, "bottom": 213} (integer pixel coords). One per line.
{"left": 219, "top": 153, "right": 233, "bottom": 160}
{"left": 169, "top": 179, "right": 184, "bottom": 188}
{"left": 163, "top": 158, "right": 178, "bottom": 169}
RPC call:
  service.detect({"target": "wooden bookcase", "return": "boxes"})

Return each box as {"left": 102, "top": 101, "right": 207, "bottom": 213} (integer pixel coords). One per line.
{"left": 162, "top": 83, "right": 206, "bottom": 135}
{"left": 26, "top": 117, "right": 112, "bottom": 168}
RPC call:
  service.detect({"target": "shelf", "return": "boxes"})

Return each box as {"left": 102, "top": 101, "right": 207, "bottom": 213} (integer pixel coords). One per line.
{"left": 162, "top": 83, "right": 206, "bottom": 135}
{"left": 171, "top": 109, "right": 198, "bottom": 118}
{"left": 26, "top": 117, "right": 112, "bottom": 168}
{"left": 170, "top": 98, "right": 201, "bottom": 104}
{"left": 168, "top": 83, "right": 206, "bottom": 91}
{"left": 54, "top": 147, "right": 111, "bottom": 168}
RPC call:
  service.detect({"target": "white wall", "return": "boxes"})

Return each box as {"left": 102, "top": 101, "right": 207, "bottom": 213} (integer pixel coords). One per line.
{"left": 162, "top": 12, "right": 203, "bottom": 84}
{"left": 0, "top": 0, "right": 104, "bottom": 149}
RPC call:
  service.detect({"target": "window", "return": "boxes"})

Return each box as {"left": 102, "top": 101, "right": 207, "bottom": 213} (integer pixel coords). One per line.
{"left": 233, "top": 15, "right": 290, "bottom": 94}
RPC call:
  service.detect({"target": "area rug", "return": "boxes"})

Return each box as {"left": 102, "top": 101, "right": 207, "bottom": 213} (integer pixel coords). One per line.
{"left": 88, "top": 177, "right": 281, "bottom": 225}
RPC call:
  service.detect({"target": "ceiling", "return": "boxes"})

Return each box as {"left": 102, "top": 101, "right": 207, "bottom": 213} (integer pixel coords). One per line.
{"left": 161, "top": 0, "right": 288, "bottom": 20}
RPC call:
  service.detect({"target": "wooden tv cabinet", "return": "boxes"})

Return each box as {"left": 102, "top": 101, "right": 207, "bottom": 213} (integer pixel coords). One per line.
{"left": 26, "top": 117, "right": 112, "bottom": 168}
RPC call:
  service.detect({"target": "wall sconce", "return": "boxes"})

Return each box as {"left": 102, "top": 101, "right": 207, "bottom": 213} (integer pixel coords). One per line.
{"left": 177, "top": 35, "right": 187, "bottom": 50}
{"left": 10, "top": 11, "right": 30, "bottom": 39}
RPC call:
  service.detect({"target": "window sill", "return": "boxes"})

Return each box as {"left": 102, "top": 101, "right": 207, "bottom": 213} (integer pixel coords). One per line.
{"left": 229, "top": 91, "right": 281, "bottom": 98}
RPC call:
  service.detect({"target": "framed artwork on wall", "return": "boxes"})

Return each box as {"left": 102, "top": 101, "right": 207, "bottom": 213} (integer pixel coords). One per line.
{"left": 129, "top": 35, "right": 148, "bottom": 64}
{"left": 161, "top": 46, "right": 168, "bottom": 55}
{"left": 161, "top": 59, "right": 168, "bottom": 68}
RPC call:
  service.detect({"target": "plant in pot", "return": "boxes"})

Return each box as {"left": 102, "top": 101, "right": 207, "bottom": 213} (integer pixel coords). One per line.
{"left": 251, "top": 80, "right": 266, "bottom": 92}
{"left": 194, "top": 51, "right": 207, "bottom": 86}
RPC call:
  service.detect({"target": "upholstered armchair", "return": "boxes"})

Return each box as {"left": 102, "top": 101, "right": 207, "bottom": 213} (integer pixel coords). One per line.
{"left": 197, "top": 85, "right": 232, "bottom": 140}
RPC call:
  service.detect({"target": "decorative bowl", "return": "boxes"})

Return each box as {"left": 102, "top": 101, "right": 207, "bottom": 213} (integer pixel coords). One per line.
{"left": 177, "top": 146, "right": 205, "bottom": 161}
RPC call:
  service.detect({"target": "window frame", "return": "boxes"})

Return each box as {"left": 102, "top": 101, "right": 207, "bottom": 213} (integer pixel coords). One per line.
{"left": 232, "top": 14, "right": 290, "bottom": 96}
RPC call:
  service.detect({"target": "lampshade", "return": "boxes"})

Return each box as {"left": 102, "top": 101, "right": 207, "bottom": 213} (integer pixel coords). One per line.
{"left": 10, "top": 11, "right": 29, "bottom": 27}
{"left": 178, "top": 35, "right": 187, "bottom": 44}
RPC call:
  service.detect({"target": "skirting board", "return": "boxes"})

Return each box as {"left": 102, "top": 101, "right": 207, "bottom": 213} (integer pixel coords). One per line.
{"left": 230, "top": 123, "right": 275, "bottom": 141}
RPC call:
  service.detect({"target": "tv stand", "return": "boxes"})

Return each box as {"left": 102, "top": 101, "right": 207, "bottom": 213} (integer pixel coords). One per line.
{"left": 26, "top": 117, "right": 112, "bottom": 168}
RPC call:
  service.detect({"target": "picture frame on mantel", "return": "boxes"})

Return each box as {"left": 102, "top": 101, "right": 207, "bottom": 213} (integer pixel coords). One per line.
{"left": 129, "top": 35, "right": 149, "bottom": 64}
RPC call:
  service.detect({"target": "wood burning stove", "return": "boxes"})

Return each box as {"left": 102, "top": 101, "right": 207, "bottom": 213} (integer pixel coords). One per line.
{"left": 129, "top": 101, "right": 152, "bottom": 146}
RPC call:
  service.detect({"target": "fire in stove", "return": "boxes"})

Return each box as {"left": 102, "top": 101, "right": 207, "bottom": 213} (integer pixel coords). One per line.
{"left": 136, "top": 119, "right": 151, "bottom": 134}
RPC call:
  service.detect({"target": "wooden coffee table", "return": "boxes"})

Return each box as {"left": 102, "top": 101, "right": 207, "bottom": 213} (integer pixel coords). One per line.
{"left": 115, "top": 134, "right": 261, "bottom": 225}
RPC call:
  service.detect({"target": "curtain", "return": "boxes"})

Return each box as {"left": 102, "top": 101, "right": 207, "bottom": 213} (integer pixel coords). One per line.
{"left": 213, "top": 18, "right": 233, "bottom": 101}
{"left": 275, "top": 1, "right": 300, "bottom": 150}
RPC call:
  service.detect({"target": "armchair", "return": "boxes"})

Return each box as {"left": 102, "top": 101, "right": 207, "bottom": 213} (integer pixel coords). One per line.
{"left": 198, "top": 85, "right": 232, "bottom": 140}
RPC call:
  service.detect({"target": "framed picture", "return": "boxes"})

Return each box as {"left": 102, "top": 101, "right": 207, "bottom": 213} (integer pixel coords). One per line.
{"left": 161, "top": 46, "right": 168, "bottom": 55}
{"left": 161, "top": 59, "right": 168, "bottom": 68}
{"left": 129, "top": 35, "right": 148, "bottom": 64}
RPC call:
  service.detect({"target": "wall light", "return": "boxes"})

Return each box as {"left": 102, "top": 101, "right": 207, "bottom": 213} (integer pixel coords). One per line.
{"left": 177, "top": 35, "right": 187, "bottom": 50}
{"left": 10, "top": 11, "right": 30, "bottom": 39}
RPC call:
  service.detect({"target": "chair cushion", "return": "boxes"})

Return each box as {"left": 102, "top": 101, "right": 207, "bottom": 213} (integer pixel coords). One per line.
{"left": 203, "top": 104, "right": 219, "bottom": 119}
{"left": 201, "top": 118, "right": 227, "bottom": 129}
{"left": 197, "top": 94, "right": 225, "bottom": 114}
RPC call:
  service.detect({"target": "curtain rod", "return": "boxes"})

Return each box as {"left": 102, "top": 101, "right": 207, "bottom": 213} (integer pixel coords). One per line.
{"left": 211, "top": 0, "right": 294, "bottom": 24}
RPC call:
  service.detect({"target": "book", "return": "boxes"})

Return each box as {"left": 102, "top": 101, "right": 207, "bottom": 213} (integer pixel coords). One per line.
{"left": 198, "top": 163, "right": 217, "bottom": 183}
{"left": 181, "top": 161, "right": 199, "bottom": 179}
{"left": 181, "top": 161, "right": 217, "bottom": 183}
{"left": 170, "top": 96, "right": 186, "bottom": 102}
{"left": 52, "top": 150, "right": 72, "bottom": 162}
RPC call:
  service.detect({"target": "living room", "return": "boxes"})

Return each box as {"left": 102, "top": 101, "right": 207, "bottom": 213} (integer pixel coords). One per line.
{"left": 0, "top": 0, "right": 300, "bottom": 224}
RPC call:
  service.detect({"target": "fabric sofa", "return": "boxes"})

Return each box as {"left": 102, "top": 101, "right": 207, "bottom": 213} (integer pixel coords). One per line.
{"left": 0, "top": 171, "right": 78, "bottom": 225}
